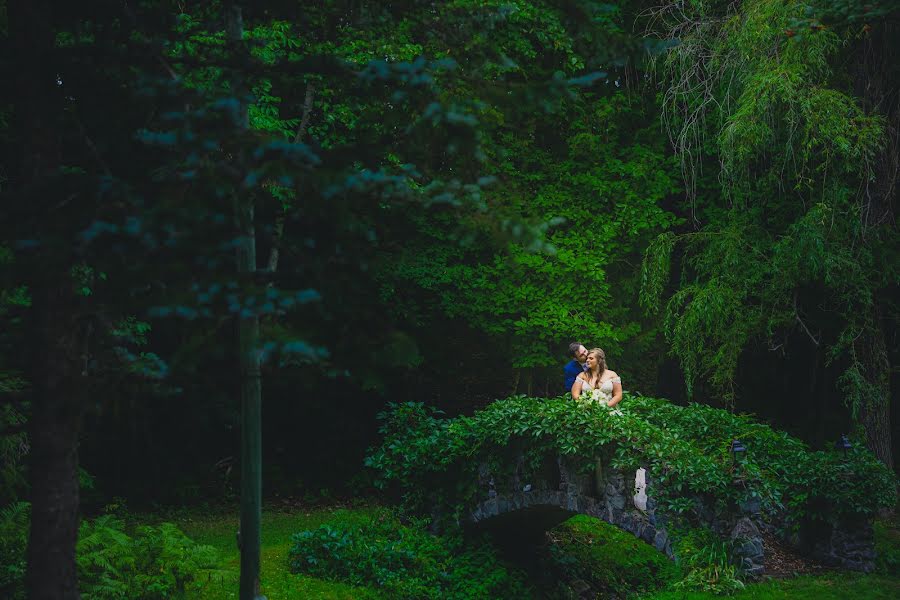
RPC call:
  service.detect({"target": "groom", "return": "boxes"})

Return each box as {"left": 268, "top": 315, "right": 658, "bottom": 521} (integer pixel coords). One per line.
{"left": 563, "top": 342, "right": 588, "bottom": 393}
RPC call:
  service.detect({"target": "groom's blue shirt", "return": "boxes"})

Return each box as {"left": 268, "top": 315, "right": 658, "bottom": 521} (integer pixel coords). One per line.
{"left": 563, "top": 360, "right": 584, "bottom": 394}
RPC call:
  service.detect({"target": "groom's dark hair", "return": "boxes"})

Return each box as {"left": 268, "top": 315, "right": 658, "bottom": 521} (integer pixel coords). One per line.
{"left": 568, "top": 342, "right": 584, "bottom": 357}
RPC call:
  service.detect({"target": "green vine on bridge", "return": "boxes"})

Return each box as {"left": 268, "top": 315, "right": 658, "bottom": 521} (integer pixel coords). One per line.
{"left": 366, "top": 396, "right": 895, "bottom": 528}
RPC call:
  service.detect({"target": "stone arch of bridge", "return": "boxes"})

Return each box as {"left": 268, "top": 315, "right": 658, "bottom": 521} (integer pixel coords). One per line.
{"left": 466, "top": 456, "right": 674, "bottom": 559}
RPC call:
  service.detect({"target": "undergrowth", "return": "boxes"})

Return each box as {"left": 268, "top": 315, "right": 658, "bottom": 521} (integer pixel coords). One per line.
{"left": 0, "top": 502, "right": 217, "bottom": 600}
{"left": 669, "top": 527, "right": 745, "bottom": 595}
{"left": 288, "top": 508, "right": 531, "bottom": 599}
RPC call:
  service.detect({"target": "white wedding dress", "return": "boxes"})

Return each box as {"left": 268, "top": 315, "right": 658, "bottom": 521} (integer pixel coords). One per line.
{"left": 578, "top": 375, "right": 621, "bottom": 409}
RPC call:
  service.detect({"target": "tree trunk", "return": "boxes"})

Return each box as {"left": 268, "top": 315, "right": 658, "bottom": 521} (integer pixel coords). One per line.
{"left": 855, "top": 315, "right": 894, "bottom": 471}
{"left": 26, "top": 284, "right": 83, "bottom": 600}
{"left": 9, "top": 0, "right": 84, "bottom": 597}
{"left": 851, "top": 20, "right": 898, "bottom": 471}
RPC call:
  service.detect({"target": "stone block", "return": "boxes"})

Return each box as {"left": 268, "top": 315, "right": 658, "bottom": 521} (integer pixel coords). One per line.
{"left": 654, "top": 530, "right": 668, "bottom": 553}
{"left": 586, "top": 503, "right": 604, "bottom": 520}
{"left": 730, "top": 517, "right": 761, "bottom": 542}
{"left": 471, "top": 505, "right": 483, "bottom": 522}
{"left": 738, "top": 540, "right": 762, "bottom": 559}
{"left": 739, "top": 496, "right": 762, "bottom": 516}
{"left": 743, "top": 565, "right": 765, "bottom": 580}
{"left": 641, "top": 524, "right": 656, "bottom": 544}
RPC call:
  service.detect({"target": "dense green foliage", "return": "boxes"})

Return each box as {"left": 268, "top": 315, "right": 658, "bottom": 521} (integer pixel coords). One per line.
{"left": 363, "top": 2, "right": 682, "bottom": 382}
{"left": 0, "top": 502, "right": 217, "bottom": 600}
{"left": 289, "top": 508, "right": 529, "bottom": 599}
{"left": 367, "top": 397, "right": 895, "bottom": 525}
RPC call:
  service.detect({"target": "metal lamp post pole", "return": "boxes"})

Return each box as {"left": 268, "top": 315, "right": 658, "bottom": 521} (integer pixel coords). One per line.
{"left": 225, "top": 3, "right": 264, "bottom": 599}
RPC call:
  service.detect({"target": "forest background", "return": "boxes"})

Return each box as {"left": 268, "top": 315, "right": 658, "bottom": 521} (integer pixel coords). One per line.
{"left": 0, "top": 0, "right": 897, "bottom": 595}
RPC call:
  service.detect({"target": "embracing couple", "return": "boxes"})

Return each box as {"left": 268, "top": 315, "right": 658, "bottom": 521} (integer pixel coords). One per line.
{"left": 564, "top": 343, "right": 622, "bottom": 408}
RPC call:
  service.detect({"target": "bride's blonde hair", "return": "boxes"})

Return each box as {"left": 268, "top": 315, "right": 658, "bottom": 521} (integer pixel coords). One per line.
{"left": 587, "top": 348, "right": 606, "bottom": 382}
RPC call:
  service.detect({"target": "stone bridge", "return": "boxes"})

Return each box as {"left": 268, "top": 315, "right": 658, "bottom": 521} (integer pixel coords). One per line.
{"left": 463, "top": 450, "right": 875, "bottom": 576}
{"left": 370, "top": 399, "right": 883, "bottom": 576}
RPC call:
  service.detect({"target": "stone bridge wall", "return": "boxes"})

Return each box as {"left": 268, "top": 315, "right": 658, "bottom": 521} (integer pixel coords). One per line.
{"left": 465, "top": 450, "right": 876, "bottom": 576}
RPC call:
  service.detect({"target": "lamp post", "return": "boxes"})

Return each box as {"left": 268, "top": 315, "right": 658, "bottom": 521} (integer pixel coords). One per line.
{"left": 730, "top": 439, "right": 746, "bottom": 462}
{"left": 835, "top": 434, "right": 852, "bottom": 458}
{"left": 730, "top": 439, "right": 758, "bottom": 514}
{"left": 730, "top": 439, "right": 747, "bottom": 484}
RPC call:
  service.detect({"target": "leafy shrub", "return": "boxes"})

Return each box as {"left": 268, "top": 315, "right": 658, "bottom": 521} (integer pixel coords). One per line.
{"left": 874, "top": 515, "right": 900, "bottom": 576}
{"left": 289, "top": 509, "right": 530, "bottom": 599}
{"left": 0, "top": 503, "right": 217, "bottom": 599}
{"left": 670, "top": 527, "right": 745, "bottom": 595}
{"left": 0, "top": 502, "right": 28, "bottom": 600}
{"left": 546, "top": 515, "right": 677, "bottom": 597}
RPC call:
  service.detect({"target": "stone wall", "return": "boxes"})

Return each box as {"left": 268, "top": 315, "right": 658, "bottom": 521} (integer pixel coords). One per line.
{"left": 778, "top": 514, "right": 877, "bottom": 573}
{"left": 809, "top": 518, "right": 876, "bottom": 572}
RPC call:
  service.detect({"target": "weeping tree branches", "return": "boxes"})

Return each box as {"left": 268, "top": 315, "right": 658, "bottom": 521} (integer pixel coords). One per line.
{"left": 642, "top": 0, "right": 898, "bottom": 467}
{"left": 643, "top": 1, "right": 739, "bottom": 222}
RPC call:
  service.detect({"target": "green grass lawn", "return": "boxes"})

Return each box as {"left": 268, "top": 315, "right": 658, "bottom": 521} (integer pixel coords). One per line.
{"left": 175, "top": 504, "right": 383, "bottom": 599}
{"left": 641, "top": 573, "right": 900, "bottom": 600}
{"left": 169, "top": 503, "right": 900, "bottom": 600}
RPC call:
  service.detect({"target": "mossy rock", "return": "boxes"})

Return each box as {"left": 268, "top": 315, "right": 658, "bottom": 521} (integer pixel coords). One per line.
{"left": 547, "top": 515, "right": 677, "bottom": 597}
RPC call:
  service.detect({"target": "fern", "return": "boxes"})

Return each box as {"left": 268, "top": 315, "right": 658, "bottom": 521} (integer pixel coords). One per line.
{"left": 0, "top": 502, "right": 29, "bottom": 600}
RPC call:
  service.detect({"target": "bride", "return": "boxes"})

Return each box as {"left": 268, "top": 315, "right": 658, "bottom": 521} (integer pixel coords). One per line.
{"left": 571, "top": 348, "right": 622, "bottom": 408}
